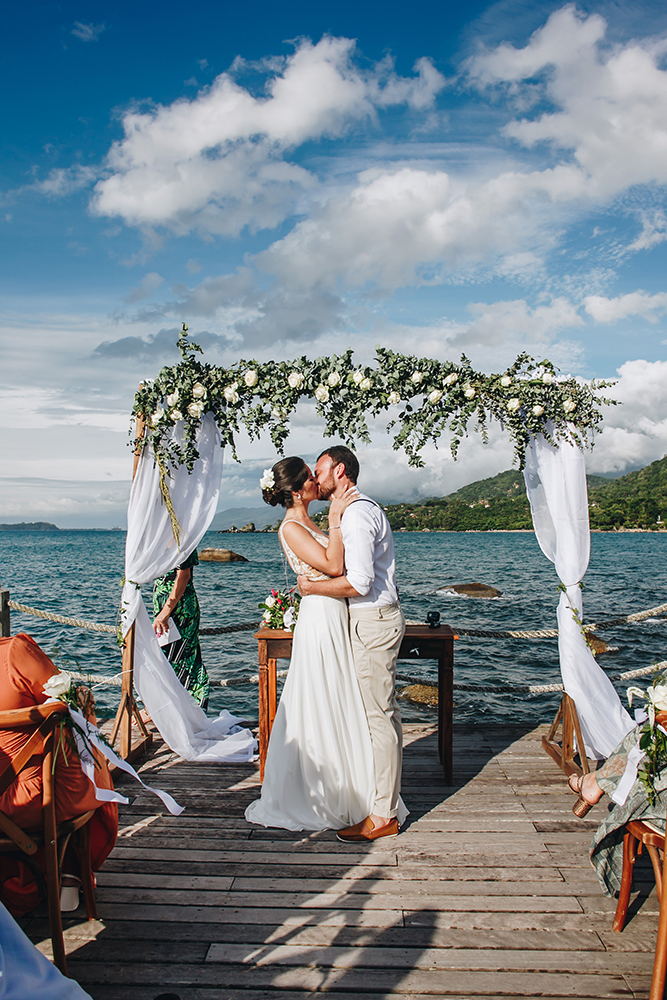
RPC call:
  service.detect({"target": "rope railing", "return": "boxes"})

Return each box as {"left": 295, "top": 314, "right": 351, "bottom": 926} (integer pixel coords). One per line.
{"left": 9, "top": 597, "right": 667, "bottom": 641}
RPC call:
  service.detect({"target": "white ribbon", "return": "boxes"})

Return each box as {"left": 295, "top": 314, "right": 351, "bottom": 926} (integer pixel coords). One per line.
{"left": 67, "top": 706, "right": 184, "bottom": 816}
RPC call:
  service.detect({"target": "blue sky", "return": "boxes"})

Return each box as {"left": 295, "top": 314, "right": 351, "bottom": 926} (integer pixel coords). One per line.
{"left": 2, "top": 0, "right": 667, "bottom": 526}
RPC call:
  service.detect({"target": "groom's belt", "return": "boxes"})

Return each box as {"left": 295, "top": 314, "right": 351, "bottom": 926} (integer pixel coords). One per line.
{"left": 348, "top": 602, "right": 401, "bottom": 619}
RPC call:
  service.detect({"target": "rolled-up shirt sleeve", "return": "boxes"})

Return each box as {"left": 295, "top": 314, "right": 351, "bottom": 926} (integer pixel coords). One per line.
{"left": 341, "top": 502, "right": 378, "bottom": 596}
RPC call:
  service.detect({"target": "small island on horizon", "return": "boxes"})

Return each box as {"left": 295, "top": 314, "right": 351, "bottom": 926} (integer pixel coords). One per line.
{"left": 0, "top": 521, "right": 60, "bottom": 532}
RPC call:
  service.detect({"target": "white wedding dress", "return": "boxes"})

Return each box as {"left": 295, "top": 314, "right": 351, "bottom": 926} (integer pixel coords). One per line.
{"left": 245, "top": 523, "right": 376, "bottom": 831}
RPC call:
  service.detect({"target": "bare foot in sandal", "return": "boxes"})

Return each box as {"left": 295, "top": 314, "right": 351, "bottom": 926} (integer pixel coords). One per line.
{"left": 568, "top": 771, "right": 603, "bottom": 816}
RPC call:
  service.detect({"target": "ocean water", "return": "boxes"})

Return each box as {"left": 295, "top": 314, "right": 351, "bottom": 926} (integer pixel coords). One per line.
{"left": 1, "top": 530, "right": 666, "bottom": 727}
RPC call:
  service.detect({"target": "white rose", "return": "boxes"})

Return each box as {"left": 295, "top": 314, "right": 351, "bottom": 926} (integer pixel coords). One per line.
{"left": 223, "top": 383, "right": 239, "bottom": 404}
{"left": 532, "top": 404, "right": 545, "bottom": 416}
{"left": 283, "top": 607, "right": 295, "bottom": 629}
{"left": 262, "top": 610, "right": 271, "bottom": 622}
{"left": 563, "top": 398, "right": 577, "bottom": 413}
{"left": 265, "top": 595, "right": 276, "bottom": 608}
{"left": 650, "top": 683, "right": 667, "bottom": 711}
{"left": 500, "top": 375, "right": 512, "bottom": 387}
{"left": 170, "top": 408, "right": 183, "bottom": 421}
{"left": 352, "top": 369, "right": 364, "bottom": 385}
{"left": 314, "top": 385, "right": 329, "bottom": 403}
{"left": 507, "top": 398, "right": 521, "bottom": 413}
{"left": 288, "top": 371, "right": 304, "bottom": 389}
{"left": 244, "top": 370, "right": 258, "bottom": 387}
{"left": 187, "top": 401, "right": 204, "bottom": 418}
{"left": 464, "top": 387, "right": 476, "bottom": 399}
{"left": 388, "top": 390, "right": 401, "bottom": 405}
{"left": 166, "top": 391, "right": 179, "bottom": 407}
{"left": 542, "top": 372, "right": 555, "bottom": 385}
{"left": 327, "top": 371, "right": 341, "bottom": 387}
{"left": 411, "top": 371, "right": 423, "bottom": 384}
{"left": 360, "top": 377, "right": 372, "bottom": 391}
{"left": 428, "top": 389, "right": 443, "bottom": 404}
{"left": 151, "top": 407, "right": 165, "bottom": 426}
{"left": 443, "top": 372, "right": 458, "bottom": 386}
{"left": 43, "top": 671, "right": 72, "bottom": 700}
{"left": 271, "top": 407, "right": 284, "bottom": 420}
{"left": 192, "top": 382, "right": 207, "bottom": 399}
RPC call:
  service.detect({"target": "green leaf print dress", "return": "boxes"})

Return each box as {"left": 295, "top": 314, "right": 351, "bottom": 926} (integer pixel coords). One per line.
{"left": 153, "top": 550, "right": 210, "bottom": 709}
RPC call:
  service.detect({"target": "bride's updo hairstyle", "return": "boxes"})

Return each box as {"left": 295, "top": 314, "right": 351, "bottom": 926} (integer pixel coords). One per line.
{"left": 262, "top": 456, "right": 309, "bottom": 508}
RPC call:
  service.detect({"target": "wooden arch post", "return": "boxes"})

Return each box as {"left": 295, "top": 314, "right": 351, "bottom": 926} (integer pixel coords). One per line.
{"left": 109, "top": 415, "right": 153, "bottom": 763}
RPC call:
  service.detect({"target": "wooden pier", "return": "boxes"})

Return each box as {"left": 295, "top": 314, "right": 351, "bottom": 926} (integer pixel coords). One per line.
{"left": 21, "top": 721, "right": 659, "bottom": 999}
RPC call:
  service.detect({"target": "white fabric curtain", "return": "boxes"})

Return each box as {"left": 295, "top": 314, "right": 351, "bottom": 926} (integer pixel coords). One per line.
{"left": 523, "top": 429, "right": 634, "bottom": 759}
{"left": 121, "top": 413, "right": 257, "bottom": 762}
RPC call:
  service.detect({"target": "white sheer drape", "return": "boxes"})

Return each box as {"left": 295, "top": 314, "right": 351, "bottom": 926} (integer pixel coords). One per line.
{"left": 121, "top": 414, "right": 257, "bottom": 762}
{"left": 523, "top": 429, "right": 634, "bottom": 758}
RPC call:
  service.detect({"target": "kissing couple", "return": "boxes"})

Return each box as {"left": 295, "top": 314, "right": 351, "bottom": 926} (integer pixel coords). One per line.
{"left": 245, "top": 445, "right": 408, "bottom": 842}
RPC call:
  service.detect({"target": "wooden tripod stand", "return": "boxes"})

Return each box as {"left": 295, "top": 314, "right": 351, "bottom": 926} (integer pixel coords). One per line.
{"left": 542, "top": 692, "right": 590, "bottom": 777}
{"left": 109, "top": 415, "right": 153, "bottom": 764}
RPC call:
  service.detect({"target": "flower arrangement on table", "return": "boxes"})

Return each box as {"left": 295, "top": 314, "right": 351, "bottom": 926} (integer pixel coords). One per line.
{"left": 259, "top": 589, "right": 301, "bottom": 631}
{"left": 627, "top": 671, "right": 667, "bottom": 804}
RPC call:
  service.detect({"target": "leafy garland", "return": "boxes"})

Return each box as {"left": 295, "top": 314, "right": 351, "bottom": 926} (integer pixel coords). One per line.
{"left": 132, "top": 324, "right": 616, "bottom": 474}
{"left": 627, "top": 672, "right": 667, "bottom": 805}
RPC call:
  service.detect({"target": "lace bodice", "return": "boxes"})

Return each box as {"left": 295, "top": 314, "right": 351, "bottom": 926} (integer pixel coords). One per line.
{"left": 279, "top": 522, "right": 331, "bottom": 581}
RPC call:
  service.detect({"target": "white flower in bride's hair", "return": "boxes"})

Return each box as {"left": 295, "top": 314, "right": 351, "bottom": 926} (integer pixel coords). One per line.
{"left": 223, "top": 383, "right": 239, "bottom": 404}
{"left": 352, "top": 369, "right": 364, "bottom": 385}
{"left": 314, "top": 385, "right": 329, "bottom": 403}
{"left": 360, "top": 377, "right": 372, "bottom": 391}
{"left": 428, "top": 389, "right": 443, "bottom": 404}
{"left": 288, "top": 371, "right": 304, "bottom": 389}
{"left": 507, "top": 398, "right": 521, "bottom": 413}
{"left": 43, "top": 672, "right": 72, "bottom": 700}
{"left": 260, "top": 469, "right": 275, "bottom": 491}
{"left": 443, "top": 372, "right": 458, "bottom": 386}
{"left": 563, "top": 398, "right": 577, "bottom": 413}
{"left": 388, "top": 390, "right": 401, "bottom": 405}
{"left": 165, "top": 391, "right": 179, "bottom": 407}
{"left": 191, "top": 382, "right": 207, "bottom": 399}
{"left": 187, "top": 401, "right": 204, "bottom": 419}
{"left": 170, "top": 408, "right": 183, "bottom": 421}
{"left": 283, "top": 607, "right": 295, "bottom": 629}
{"left": 244, "top": 369, "right": 258, "bottom": 387}
{"left": 411, "top": 371, "right": 423, "bottom": 384}
{"left": 500, "top": 375, "right": 512, "bottom": 387}
{"left": 327, "top": 371, "right": 341, "bottom": 387}
{"left": 532, "top": 404, "right": 545, "bottom": 416}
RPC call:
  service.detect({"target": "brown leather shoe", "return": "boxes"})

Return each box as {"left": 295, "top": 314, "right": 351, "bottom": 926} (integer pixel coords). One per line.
{"left": 337, "top": 817, "right": 399, "bottom": 843}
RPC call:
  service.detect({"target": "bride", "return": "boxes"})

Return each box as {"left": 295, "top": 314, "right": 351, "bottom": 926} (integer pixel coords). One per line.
{"left": 245, "top": 455, "right": 376, "bottom": 831}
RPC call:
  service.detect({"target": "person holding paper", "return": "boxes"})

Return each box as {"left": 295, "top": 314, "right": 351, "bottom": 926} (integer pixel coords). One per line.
{"left": 152, "top": 550, "right": 210, "bottom": 709}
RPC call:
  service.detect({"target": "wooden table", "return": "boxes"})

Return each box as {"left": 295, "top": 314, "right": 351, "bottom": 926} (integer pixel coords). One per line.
{"left": 255, "top": 623, "right": 455, "bottom": 783}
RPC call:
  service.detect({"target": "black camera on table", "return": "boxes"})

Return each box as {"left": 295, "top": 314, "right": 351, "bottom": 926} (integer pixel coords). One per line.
{"left": 426, "top": 610, "right": 441, "bottom": 629}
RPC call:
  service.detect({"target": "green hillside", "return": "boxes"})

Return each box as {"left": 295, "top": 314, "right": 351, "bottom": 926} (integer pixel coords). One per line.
{"left": 382, "top": 456, "right": 667, "bottom": 532}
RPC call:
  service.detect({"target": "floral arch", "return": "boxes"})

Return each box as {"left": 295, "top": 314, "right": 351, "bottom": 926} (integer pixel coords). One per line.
{"left": 121, "top": 325, "right": 633, "bottom": 768}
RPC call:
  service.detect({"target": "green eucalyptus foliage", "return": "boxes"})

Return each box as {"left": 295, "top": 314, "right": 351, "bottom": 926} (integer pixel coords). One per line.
{"left": 132, "top": 325, "right": 616, "bottom": 474}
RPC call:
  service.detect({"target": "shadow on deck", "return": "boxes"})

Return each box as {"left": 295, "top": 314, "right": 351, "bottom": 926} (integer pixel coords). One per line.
{"left": 22, "top": 722, "right": 659, "bottom": 999}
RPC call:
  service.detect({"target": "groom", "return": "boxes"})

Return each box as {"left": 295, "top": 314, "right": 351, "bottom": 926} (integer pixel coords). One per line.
{"left": 297, "top": 445, "right": 406, "bottom": 842}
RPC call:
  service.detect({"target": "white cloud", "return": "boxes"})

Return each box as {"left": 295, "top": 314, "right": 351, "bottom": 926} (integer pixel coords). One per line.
{"left": 584, "top": 290, "right": 667, "bottom": 323}
{"left": 124, "top": 272, "right": 165, "bottom": 303}
{"left": 34, "top": 165, "right": 98, "bottom": 197}
{"left": 587, "top": 359, "right": 667, "bottom": 473}
{"left": 71, "top": 22, "right": 106, "bottom": 42}
{"left": 91, "top": 37, "right": 445, "bottom": 237}
{"left": 468, "top": 6, "right": 667, "bottom": 200}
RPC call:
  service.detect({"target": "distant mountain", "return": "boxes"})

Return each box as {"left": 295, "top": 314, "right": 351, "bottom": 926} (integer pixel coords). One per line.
{"left": 383, "top": 457, "right": 667, "bottom": 532}
{"left": 0, "top": 521, "right": 60, "bottom": 531}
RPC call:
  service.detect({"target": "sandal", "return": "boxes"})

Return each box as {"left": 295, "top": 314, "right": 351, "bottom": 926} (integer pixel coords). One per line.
{"left": 60, "top": 874, "right": 81, "bottom": 912}
{"left": 568, "top": 772, "right": 595, "bottom": 818}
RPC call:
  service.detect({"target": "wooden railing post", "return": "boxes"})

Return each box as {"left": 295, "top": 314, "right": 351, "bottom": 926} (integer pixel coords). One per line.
{"left": 0, "top": 585, "right": 10, "bottom": 637}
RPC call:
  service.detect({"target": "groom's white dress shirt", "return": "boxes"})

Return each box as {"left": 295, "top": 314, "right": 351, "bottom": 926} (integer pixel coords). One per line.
{"left": 341, "top": 493, "right": 399, "bottom": 609}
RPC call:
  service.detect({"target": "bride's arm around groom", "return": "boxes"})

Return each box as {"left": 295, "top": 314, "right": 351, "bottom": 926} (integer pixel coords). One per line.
{"left": 298, "top": 445, "right": 407, "bottom": 842}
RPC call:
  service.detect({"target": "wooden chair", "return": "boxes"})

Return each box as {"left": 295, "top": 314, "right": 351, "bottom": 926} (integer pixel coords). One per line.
{"left": 0, "top": 702, "right": 98, "bottom": 975}
{"left": 614, "top": 819, "right": 667, "bottom": 1000}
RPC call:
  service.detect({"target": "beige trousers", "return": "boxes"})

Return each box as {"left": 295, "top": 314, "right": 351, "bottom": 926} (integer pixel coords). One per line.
{"left": 349, "top": 603, "right": 406, "bottom": 819}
